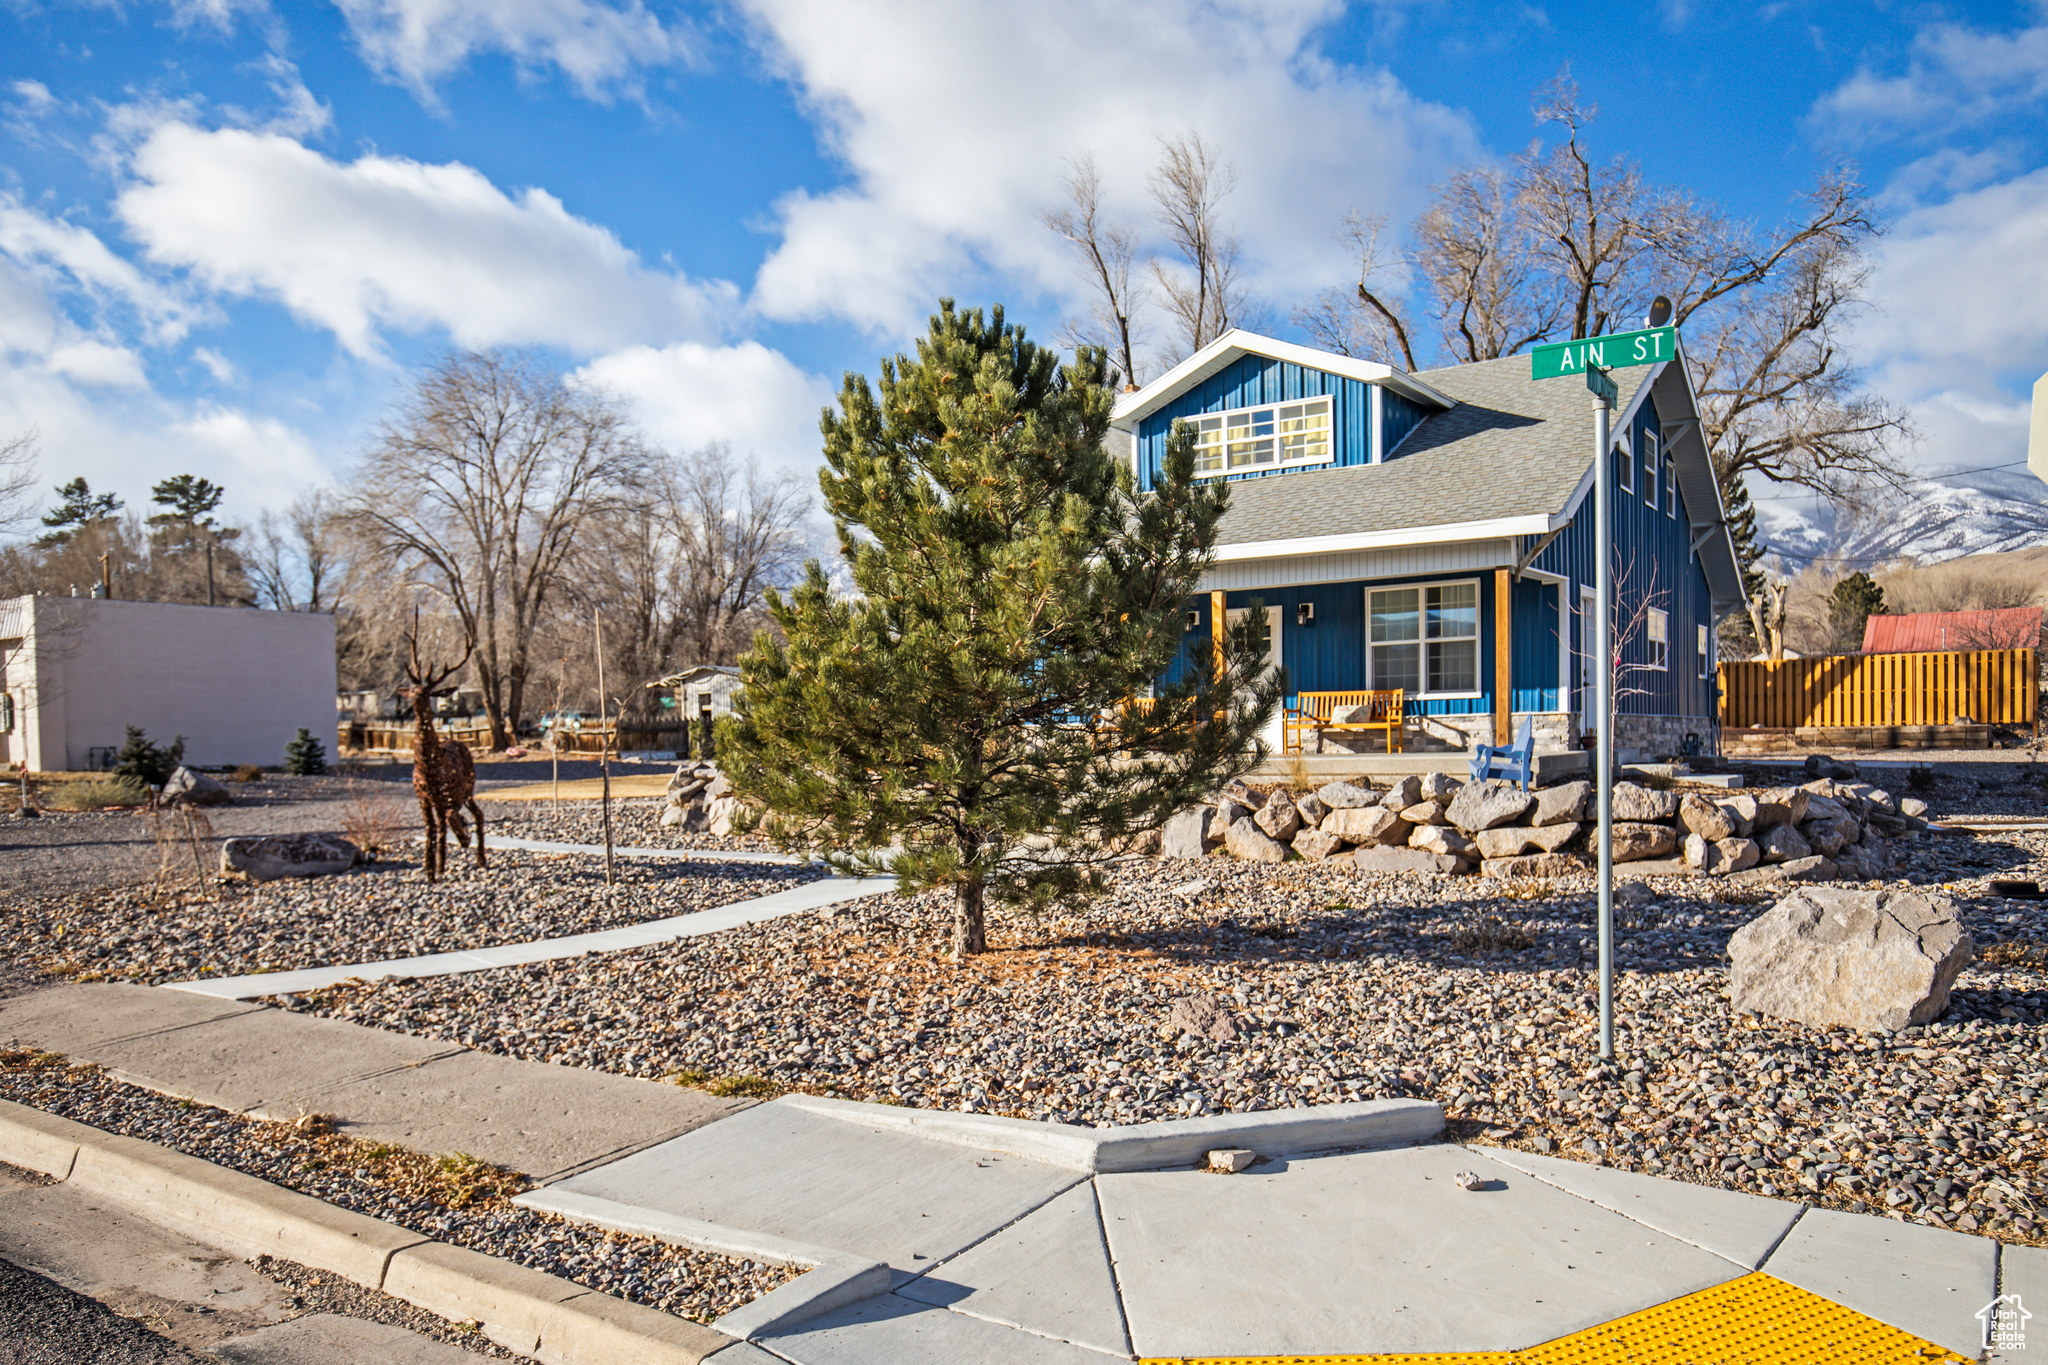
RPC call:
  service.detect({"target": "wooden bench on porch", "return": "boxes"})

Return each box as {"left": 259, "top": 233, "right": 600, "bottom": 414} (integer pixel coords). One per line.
{"left": 1283, "top": 690, "right": 1405, "bottom": 754}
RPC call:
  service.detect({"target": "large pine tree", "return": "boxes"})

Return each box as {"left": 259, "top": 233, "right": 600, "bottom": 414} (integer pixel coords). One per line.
{"left": 722, "top": 302, "right": 1278, "bottom": 961}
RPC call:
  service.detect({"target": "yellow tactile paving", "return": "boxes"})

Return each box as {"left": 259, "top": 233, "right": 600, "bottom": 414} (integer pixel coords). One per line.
{"left": 1140, "top": 1272, "right": 1974, "bottom": 1365}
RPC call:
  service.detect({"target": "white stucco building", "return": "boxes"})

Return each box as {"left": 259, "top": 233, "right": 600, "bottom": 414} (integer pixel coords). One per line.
{"left": 0, "top": 596, "right": 337, "bottom": 772}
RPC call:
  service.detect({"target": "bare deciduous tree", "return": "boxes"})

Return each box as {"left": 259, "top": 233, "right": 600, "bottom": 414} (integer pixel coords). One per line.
{"left": 1313, "top": 73, "right": 1910, "bottom": 528}
{"left": 1044, "top": 155, "right": 1145, "bottom": 391}
{"left": 1149, "top": 131, "right": 1254, "bottom": 364}
{"left": 1294, "top": 212, "right": 1420, "bottom": 369}
{"left": 342, "top": 349, "right": 653, "bottom": 749}
{"left": 248, "top": 489, "right": 343, "bottom": 612}
{"left": 0, "top": 431, "right": 38, "bottom": 538}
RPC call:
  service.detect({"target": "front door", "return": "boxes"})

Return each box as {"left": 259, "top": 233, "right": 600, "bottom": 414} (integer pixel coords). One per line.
{"left": 1225, "top": 606, "right": 1284, "bottom": 752}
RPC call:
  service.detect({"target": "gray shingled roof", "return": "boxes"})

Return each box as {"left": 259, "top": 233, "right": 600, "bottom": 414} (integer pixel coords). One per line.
{"left": 1212, "top": 355, "right": 1651, "bottom": 547}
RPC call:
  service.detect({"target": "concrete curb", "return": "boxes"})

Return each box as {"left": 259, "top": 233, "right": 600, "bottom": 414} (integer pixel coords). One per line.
{"left": 778, "top": 1093, "right": 1446, "bottom": 1172}
{"left": 0, "top": 1098, "right": 744, "bottom": 1365}
{"left": 509, "top": 1186, "right": 892, "bottom": 1341}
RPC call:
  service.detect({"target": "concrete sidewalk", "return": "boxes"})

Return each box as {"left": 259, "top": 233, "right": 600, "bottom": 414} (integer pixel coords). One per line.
{"left": 2, "top": 982, "right": 2031, "bottom": 1363}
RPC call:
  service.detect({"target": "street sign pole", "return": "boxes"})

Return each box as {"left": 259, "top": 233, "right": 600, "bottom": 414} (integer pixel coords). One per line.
{"left": 1590, "top": 365, "right": 1615, "bottom": 1062}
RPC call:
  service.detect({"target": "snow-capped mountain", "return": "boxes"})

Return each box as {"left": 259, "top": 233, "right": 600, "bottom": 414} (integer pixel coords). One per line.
{"left": 1757, "top": 467, "right": 2048, "bottom": 567}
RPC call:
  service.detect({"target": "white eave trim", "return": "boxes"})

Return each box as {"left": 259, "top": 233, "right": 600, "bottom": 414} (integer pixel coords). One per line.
{"left": 1213, "top": 515, "right": 1555, "bottom": 563}
{"left": 1109, "top": 329, "right": 1455, "bottom": 428}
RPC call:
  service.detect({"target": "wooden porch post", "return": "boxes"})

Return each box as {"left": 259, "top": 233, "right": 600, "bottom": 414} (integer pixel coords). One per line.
{"left": 1210, "top": 590, "right": 1227, "bottom": 684}
{"left": 1494, "top": 568, "right": 1513, "bottom": 746}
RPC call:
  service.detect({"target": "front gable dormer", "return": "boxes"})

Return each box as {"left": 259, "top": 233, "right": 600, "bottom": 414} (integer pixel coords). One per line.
{"left": 1110, "top": 330, "right": 1455, "bottom": 492}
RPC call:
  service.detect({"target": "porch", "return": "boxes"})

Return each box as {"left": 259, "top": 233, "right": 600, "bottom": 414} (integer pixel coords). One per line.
{"left": 1246, "top": 748, "right": 1591, "bottom": 782}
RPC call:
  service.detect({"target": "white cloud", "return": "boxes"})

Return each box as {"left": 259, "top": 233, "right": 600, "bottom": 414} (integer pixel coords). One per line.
{"left": 115, "top": 122, "right": 734, "bottom": 358}
{"left": 739, "top": 0, "right": 1478, "bottom": 339}
{"left": 333, "top": 0, "right": 688, "bottom": 102}
{"left": 573, "top": 340, "right": 834, "bottom": 473}
{"left": 0, "top": 195, "right": 203, "bottom": 343}
{"left": 1808, "top": 16, "right": 2048, "bottom": 144}
{"left": 1855, "top": 166, "right": 2048, "bottom": 397}
{"left": 192, "top": 346, "right": 239, "bottom": 383}
{"left": 10, "top": 80, "right": 54, "bottom": 115}
{"left": 45, "top": 339, "right": 149, "bottom": 389}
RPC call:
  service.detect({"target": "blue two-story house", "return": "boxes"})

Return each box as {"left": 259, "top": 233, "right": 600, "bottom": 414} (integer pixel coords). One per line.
{"left": 1109, "top": 331, "right": 1747, "bottom": 760}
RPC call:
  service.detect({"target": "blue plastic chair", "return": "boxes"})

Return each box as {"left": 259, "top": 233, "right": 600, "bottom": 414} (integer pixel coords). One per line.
{"left": 1470, "top": 716, "right": 1535, "bottom": 791}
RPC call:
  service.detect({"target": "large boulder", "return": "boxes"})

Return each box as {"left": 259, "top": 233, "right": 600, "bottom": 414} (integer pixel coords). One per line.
{"left": 1715, "top": 837, "right": 1762, "bottom": 873}
{"left": 1801, "top": 814, "right": 1861, "bottom": 857}
{"left": 1475, "top": 826, "right": 1537, "bottom": 860}
{"left": 1399, "top": 800, "right": 1450, "bottom": 826}
{"left": 163, "top": 766, "right": 234, "bottom": 808}
{"left": 1224, "top": 818, "right": 1289, "bottom": 863}
{"left": 1529, "top": 781, "right": 1590, "bottom": 826}
{"left": 1409, "top": 824, "right": 1478, "bottom": 859}
{"left": 1526, "top": 821, "right": 1580, "bottom": 852}
{"left": 1446, "top": 779, "right": 1533, "bottom": 834}
{"left": 1381, "top": 775, "right": 1423, "bottom": 811}
{"left": 1294, "top": 792, "right": 1329, "bottom": 828}
{"left": 1611, "top": 821, "right": 1678, "bottom": 862}
{"left": 1162, "top": 807, "right": 1220, "bottom": 859}
{"left": 1757, "top": 823, "right": 1813, "bottom": 864}
{"left": 1802, "top": 753, "right": 1860, "bottom": 782}
{"left": 1718, "top": 794, "right": 1759, "bottom": 838}
{"left": 1323, "top": 805, "right": 1409, "bottom": 847}
{"left": 1416, "top": 773, "right": 1461, "bottom": 802}
{"left": 1315, "top": 781, "right": 1378, "bottom": 810}
{"left": 1353, "top": 845, "right": 1468, "bottom": 875}
{"left": 1728, "top": 887, "right": 1973, "bottom": 1032}
{"left": 1611, "top": 782, "right": 1679, "bottom": 823}
{"left": 1291, "top": 827, "right": 1346, "bottom": 862}
{"left": 1483, "top": 852, "right": 1586, "bottom": 879}
{"left": 706, "top": 795, "right": 740, "bottom": 837}
{"left": 222, "top": 833, "right": 361, "bottom": 882}
{"left": 1751, "top": 788, "right": 1811, "bottom": 831}
{"left": 1727, "top": 855, "right": 1839, "bottom": 887}
{"left": 1253, "top": 792, "right": 1302, "bottom": 842}
{"left": 1678, "top": 793, "right": 1735, "bottom": 842}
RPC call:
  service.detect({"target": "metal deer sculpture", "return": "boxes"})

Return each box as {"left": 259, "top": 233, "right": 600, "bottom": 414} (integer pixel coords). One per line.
{"left": 399, "top": 616, "right": 487, "bottom": 882}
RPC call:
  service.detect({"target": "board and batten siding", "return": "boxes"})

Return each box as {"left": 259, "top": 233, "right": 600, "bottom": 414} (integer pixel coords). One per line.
{"left": 1166, "top": 570, "right": 1564, "bottom": 716}
{"left": 1525, "top": 395, "right": 1715, "bottom": 719}
{"left": 1135, "top": 355, "right": 1372, "bottom": 492}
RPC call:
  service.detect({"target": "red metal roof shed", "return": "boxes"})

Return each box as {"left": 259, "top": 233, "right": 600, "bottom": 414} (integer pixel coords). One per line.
{"left": 1860, "top": 607, "right": 2044, "bottom": 653}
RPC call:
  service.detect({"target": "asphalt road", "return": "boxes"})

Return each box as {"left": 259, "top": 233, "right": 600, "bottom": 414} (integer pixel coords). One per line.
{"left": 0, "top": 1253, "right": 209, "bottom": 1365}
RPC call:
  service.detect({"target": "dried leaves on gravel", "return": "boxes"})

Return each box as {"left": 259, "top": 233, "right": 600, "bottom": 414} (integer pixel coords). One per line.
{"left": 0, "top": 1051, "right": 799, "bottom": 1323}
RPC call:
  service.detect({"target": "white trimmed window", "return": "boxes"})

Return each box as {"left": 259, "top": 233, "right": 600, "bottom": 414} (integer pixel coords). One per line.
{"left": 1697, "top": 624, "right": 1710, "bottom": 678}
{"left": 1186, "top": 396, "right": 1334, "bottom": 477}
{"left": 1644, "top": 429, "right": 1659, "bottom": 506}
{"left": 1665, "top": 449, "right": 1679, "bottom": 517}
{"left": 1616, "top": 432, "right": 1633, "bottom": 493}
{"left": 1647, "top": 608, "right": 1670, "bottom": 671}
{"left": 1369, "top": 581, "right": 1480, "bottom": 697}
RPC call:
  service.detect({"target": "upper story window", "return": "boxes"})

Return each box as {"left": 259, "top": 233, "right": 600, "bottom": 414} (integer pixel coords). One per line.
{"left": 1665, "top": 452, "right": 1679, "bottom": 517}
{"left": 1187, "top": 396, "right": 1333, "bottom": 477}
{"left": 1643, "top": 430, "right": 1659, "bottom": 506}
{"left": 1616, "top": 432, "right": 1634, "bottom": 493}
{"left": 1647, "top": 608, "right": 1670, "bottom": 671}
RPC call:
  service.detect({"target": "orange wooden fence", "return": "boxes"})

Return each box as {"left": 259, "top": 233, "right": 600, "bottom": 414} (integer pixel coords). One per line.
{"left": 1717, "top": 647, "right": 2038, "bottom": 729}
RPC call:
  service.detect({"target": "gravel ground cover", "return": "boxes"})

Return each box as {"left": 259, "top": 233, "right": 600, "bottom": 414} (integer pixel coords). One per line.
{"left": 285, "top": 821, "right": 2048, "bottom": 1248}
{"left": 0, "top": 1049, "right": 799, "bottom": 1323}
{"left": 483, "top": 797, "right": 780, "bottom": 855}
{"left": 17, "top": 848, "right": 824, "bottom": 986}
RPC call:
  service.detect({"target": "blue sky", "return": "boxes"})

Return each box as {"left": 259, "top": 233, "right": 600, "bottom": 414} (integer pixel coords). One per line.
{"left": 2, "top": 0, "right": 2045, "bottom": 537}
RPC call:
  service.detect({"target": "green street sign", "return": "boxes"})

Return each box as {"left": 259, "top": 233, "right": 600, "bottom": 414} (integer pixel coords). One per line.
{"left": 1586, "top": 365, "right": 1618, "bottom": 408}
{"left": 1531, "top": 326, "right": 1677, "bottom": 381}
